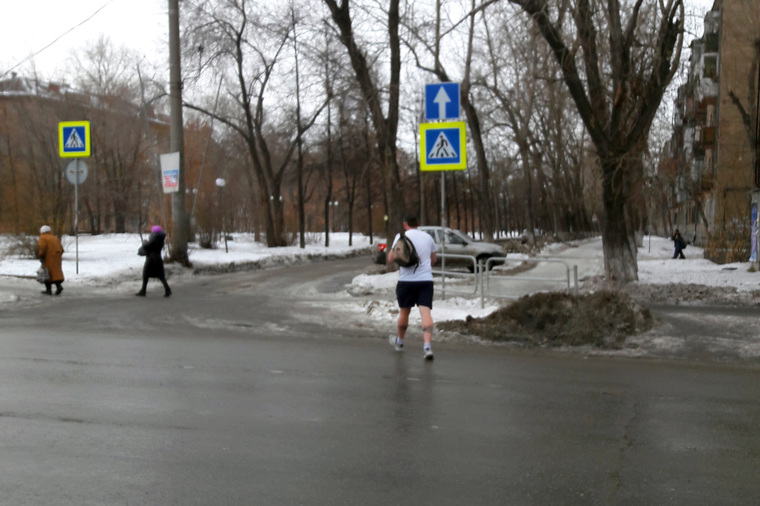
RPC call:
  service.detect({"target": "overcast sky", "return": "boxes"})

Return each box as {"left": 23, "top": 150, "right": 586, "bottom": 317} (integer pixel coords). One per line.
{"left": 0, "top": 0, "right": 167, "bottom": 80}
{"left": 1, "top": 0, "right": 717, "bottom": 82}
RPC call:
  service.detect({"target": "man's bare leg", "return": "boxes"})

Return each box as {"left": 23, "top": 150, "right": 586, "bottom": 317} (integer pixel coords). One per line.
{"left": 419, "top": 305, "right": 434, "bottom": 360}
{"left": 397, "top": 308, "right": 411, "bottom": 341}
{"left": 389, "top": 307, "right": 411, "bottom": 350}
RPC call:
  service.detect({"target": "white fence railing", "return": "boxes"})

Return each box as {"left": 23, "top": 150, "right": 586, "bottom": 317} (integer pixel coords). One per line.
{"left": 433, "top": 254, "right": 579, "bottom": 308}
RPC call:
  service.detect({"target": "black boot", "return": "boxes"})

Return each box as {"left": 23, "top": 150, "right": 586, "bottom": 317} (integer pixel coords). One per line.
{"left": 55, "top": 283, "right": 63, "bottom": 295}
{"left": 161, "top": 277, "right": 171, "bottom": 297}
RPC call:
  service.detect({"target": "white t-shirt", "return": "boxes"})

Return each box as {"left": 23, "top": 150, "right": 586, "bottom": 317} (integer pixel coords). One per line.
{"left": 392, "top": 228, "right": 438, "bottom": 282}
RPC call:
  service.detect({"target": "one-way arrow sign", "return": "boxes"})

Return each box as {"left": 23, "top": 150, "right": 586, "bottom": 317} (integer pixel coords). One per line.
{"left": 425, "top": 82, "right": 460, "bottom": 121}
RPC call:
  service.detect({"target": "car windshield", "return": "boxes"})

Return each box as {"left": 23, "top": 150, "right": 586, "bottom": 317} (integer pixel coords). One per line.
{"left": 420, "top": 227, "right": 472, "bottom": 244}
{"left": 423, "top": 228, "right": 440, "bottom": 242}
{"left": 447, "top": 229, "right": 470, "bottom": 244}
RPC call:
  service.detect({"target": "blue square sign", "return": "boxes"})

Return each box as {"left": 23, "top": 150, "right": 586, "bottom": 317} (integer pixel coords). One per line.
{"left": 425, "top": 83, "right": 460, "bottom": 121}
{"left": 419, "top": 121, "right": 467, "bottom": 171}
{"left": 59, "top": 121, "right": 91, "bottom": 158}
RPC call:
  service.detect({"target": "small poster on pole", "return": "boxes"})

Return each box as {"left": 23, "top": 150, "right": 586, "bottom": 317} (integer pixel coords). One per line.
{"left": 160, "top": 152, "right": 180, "bottom": 193}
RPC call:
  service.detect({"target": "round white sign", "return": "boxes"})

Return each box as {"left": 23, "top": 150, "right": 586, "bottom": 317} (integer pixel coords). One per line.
{"left": 65, "top": 161, "right": 88, "bottom": 185}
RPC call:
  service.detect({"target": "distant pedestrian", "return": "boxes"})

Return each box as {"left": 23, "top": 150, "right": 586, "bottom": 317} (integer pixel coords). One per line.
{"left": 386, "top": 213, "right": 438, "bottom": 360}
{"left": 136, "top": 225, "right": 172, "bottom": 297}
{"left": 672, "top": 229, "right": 686, "bottom": 259}
{"left": 38, "top": 225, "right": 64, "bottom": 295}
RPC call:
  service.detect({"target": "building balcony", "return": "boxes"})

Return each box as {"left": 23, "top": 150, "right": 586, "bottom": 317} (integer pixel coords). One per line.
{"left": 700, "top": 174, "right": 715, "bottom": 191}
{"left": 695, "top": 126, "right": 716, "bottom": 150}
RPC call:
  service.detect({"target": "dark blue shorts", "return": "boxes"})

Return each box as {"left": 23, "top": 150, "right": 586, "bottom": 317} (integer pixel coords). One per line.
{"left": 396, "top": 281, "right": 434, "bottom": 309}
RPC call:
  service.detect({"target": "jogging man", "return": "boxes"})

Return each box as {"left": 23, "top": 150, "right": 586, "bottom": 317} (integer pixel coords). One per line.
{"left": 386, "top": 213, "right": 438, "bottom": 360}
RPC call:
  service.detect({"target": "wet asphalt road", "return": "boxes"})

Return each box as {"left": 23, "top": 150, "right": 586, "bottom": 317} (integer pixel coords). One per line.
{"left": 1, "top": 257, "right": 760, "bottom": 505}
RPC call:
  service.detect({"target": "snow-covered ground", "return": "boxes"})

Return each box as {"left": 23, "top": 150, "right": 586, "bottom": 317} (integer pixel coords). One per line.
{"left": 0, "top": 232, "right": 497, "bottom": 323}
{"left": 1, "top": 232, "right": 758, "bottom": 320}
{"left": 0, "top": 232, "right": 374, "bottom": 283}
{"left": 635, "top": 235, "right": 759, "bottom": 290}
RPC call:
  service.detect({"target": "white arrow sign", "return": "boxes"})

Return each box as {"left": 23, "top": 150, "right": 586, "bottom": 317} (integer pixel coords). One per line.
{"left": 425, "top": 83, "right": 460, "bottom": 120}
{"left": 434, "top": 87, "right": 450, "bottom": 121}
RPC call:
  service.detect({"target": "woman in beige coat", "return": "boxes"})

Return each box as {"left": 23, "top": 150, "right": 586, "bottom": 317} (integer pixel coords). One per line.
{"left": 38, "top": 225, "right": 64, "bottom": 295}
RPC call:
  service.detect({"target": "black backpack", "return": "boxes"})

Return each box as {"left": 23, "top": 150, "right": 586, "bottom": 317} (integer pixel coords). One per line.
{"left": 392, "top": 232, "right": 420, "bottom": 271}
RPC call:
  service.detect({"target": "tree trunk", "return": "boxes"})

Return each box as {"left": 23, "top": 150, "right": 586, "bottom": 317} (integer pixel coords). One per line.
{"left": 461, "top": 95, "right": 494, "bottom": 239}
{"left": 601, "top": 156, "right": 639, "bottom": 283}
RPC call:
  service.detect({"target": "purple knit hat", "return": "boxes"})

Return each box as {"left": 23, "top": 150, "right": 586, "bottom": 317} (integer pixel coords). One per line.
{"left": 151, "top": 225, "right": 163, "bottom": 233}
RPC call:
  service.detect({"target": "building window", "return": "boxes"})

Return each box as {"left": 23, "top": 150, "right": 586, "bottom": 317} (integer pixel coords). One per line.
{"left": 703, "top": 55, "right": 717, "bottom": 80}
{"left": 704, "top": 33, "right": 719, "bottom": 52}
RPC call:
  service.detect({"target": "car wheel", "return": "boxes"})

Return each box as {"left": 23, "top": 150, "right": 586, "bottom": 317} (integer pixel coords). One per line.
{"left": 467, "top": 256, "right": 489, "bottom": 272}
{"left": 475, "top": 255, "right": 498, "bottom": 271}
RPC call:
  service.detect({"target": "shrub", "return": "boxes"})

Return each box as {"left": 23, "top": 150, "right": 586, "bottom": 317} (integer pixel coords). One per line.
{"left": 3, "top": 235, "right": 39, "bottom": 259}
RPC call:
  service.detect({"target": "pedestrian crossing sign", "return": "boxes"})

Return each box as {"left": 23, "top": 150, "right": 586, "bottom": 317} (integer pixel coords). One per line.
{"left": 419, "top": 121, "right": 466, "bottom": 171}
{"left": 59, "top": 121, "right": 91, "bottom": 158}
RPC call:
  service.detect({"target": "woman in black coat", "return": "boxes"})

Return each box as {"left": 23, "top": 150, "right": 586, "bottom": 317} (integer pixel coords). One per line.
{"left": 672, "top": 229, "right": 686, "bottom": 259}
{"left": 136, "top": 225, "right": 172, "bottom": 297}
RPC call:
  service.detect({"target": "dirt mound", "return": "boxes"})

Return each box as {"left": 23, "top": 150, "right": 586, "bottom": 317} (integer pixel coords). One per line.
{"left": 439, "top": 290, "right": 655, "bottom": 349}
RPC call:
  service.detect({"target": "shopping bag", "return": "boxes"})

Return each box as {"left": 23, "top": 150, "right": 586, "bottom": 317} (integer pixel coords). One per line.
{"left": 36, "top": 266, "right": 50, "bottom": 283}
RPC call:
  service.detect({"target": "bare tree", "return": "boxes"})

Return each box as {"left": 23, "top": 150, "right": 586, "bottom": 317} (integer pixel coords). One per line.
{"left": 477, "top": 20, "right": 544, "bottom": 244}
{"left": 336, "top": 91, "right": 372, "bottom": 246}
{"left": 71, "top": 39, "right": 149, "bottom": 233}
{"left": 508, "top": 0, "right": 684, "bottom": 284}
{"left": 292, "top": 6, "right": 308, "bottom": 248}
{"left": 184, "top": 1, "right": 326, "bottom": 247}
{"left": 7, "top": 94, "right": 71, "bottom": 233}
{"left": 322, "top": 0, "right": 406, "bottom": 237}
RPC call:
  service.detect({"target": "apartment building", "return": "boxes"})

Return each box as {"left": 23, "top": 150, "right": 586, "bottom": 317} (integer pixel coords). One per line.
{"left": 660, "top": 0, "right": 759, "bottom": 263}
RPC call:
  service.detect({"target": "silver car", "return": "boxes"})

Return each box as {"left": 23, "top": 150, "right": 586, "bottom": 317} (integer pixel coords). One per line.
{"left": 418, "top": 226, "right": 505, "bottom": 271}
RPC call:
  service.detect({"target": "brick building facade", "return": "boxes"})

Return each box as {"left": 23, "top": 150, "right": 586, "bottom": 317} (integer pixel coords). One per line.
{"left": 660, "top": 0, "right": 759, "bottom": 263}
{"left": 0, "top": 75, "right": 170, "bottom": 235}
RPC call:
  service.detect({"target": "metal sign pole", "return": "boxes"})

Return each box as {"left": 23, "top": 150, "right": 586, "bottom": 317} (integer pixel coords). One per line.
{"left": 59, "top": 121, "right": 90, "bottom": 276}
{"left": 75, "top": 159, "right": 80, "bottom": 274}
{"left": 422, "top": 82, "right": 464, "bottom": 302}
{"left": 441, "top": 173, "right": 446, "bottom": 300}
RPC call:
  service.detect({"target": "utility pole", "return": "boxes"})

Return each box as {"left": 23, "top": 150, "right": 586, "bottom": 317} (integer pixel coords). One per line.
{"left": 168, "top": 0, "right": 189, "bottom": 264}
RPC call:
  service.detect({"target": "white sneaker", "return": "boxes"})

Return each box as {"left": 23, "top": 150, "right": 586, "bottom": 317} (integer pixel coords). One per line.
{"left": 424, "top": 348, "right": 434, "bottom": 361}
{"left": 389, "top": 335, "right": 403, "bottom": 351}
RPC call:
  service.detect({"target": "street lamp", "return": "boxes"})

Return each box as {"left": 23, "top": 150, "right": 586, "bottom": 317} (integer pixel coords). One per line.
{"left": 215, "top": 178, "right": 228, "bottom": 253}
{"left": 332, "top": 201, "right": 339, "bottom": 232}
